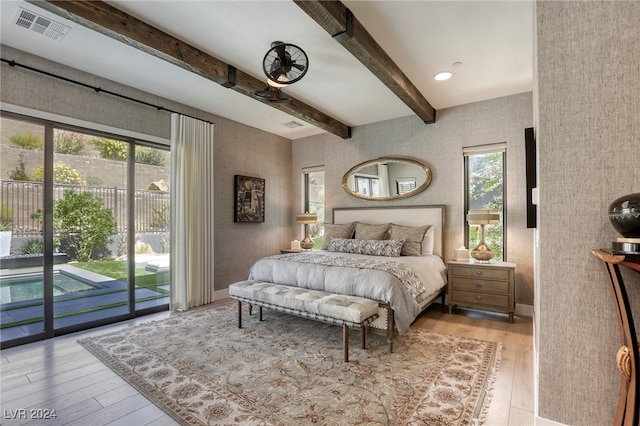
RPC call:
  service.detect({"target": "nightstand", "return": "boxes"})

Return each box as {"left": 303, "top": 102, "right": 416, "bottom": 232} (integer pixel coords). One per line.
{"left": 280, "top": 249, "right": 303, "bottom": 254}
{"left": 447, "top": 260, "right": 516, "bottom": 322}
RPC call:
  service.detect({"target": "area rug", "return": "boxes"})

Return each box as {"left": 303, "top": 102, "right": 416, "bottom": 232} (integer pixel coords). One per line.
{"left": 79, "top": 302, "right": 501, "bottom": 425}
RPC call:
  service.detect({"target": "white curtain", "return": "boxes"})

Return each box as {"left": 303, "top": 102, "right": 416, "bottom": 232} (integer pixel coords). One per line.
{"left": 170, "top": 114, "right": 215, "bottom": 310}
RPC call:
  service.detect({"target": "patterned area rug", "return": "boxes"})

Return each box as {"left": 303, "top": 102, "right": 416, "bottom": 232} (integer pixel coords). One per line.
{"left": 79, "top": 302, "right": 501, "bottom": 425}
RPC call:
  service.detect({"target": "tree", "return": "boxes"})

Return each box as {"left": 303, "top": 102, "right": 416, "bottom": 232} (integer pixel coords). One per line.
{"left": 54, "top": 190, "right": 117, "bottom": 262}
{"left": 32, "top": 162, "right": 85, "bottom": 185}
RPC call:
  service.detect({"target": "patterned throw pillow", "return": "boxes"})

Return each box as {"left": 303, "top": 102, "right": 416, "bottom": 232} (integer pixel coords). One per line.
{"left": 354, "top": 222, "right": 390, "bottom": 240}
{"left": 321, "top": 222, "right": 355, "bottom": 250}
{"left": 389, "top": 224, "right": 430, "bottom": 256}
{"left": 328, "top": 238, "right": 405, "bottom": 257}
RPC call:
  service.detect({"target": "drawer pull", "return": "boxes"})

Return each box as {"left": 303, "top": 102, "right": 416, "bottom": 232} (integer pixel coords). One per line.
{"left": 475, "top": 271, "right": 484, "bottom": 276}
{"left": 476, "top": 296, "right": 482, "bottom": 301}
{"left": 476, "top": 283, "right": 482, "bottom": 288}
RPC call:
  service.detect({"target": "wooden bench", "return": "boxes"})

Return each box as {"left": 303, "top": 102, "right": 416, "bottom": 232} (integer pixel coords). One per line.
{"left": 229, "top": 280, "right": 380, "bottom": 362}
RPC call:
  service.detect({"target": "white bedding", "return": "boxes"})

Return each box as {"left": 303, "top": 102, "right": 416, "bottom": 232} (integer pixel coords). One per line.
{"left": 248, "top": 250, "right": 447, "bottom": 333}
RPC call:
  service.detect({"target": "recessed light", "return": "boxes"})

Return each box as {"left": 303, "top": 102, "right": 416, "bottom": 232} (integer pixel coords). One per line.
{"left": 434, "top": 71, "right": 452, "bottom": 81}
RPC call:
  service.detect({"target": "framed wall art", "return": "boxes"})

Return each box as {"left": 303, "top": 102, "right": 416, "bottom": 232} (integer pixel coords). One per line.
{"left": 234, "top": 175, "right": 265, "bottom": 223}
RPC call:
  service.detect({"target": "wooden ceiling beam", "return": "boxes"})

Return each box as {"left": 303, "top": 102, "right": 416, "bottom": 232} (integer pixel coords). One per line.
{"left": 294, "top": 0, "right": 436, "bottom": 124}
{"left": 33, "top": 0, "right": 351, "bottom": 138}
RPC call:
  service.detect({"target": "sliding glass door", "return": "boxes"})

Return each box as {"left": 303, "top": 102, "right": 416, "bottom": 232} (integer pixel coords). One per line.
{"left": 0, "top": 112, "right": 170, "bottom": 348}
{"left": 0, "top": 116, "right": 46, "bottom": 343}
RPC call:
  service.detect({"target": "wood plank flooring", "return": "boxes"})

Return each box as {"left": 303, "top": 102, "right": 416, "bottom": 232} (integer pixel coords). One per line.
{"left": 1, "top": 300, "right": 533, "bottom": 425}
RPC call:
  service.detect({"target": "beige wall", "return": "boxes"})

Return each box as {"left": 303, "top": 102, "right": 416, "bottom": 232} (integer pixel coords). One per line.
{"left": 536, "top": 2, "right": 640, "bottom": 424}
{"left": 292, "top": 93, "right": 535, "bottom": 307}
{"left": 0, "top": 45, "right": 293, "bottom": 290}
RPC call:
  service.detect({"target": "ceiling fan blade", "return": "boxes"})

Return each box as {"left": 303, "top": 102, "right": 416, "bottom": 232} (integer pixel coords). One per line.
{"left": 269, "top": 65, "right": 286, "bottom": 80}
{"left": 275, "top": 43, "right": 286, "bottom": 59}
{"left": 291, "top": 63, "right": 306, "bottom": 71}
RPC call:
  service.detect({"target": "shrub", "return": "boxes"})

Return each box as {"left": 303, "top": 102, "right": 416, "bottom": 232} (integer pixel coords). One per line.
{"left": 135, "top": 147, "right": 166, "bottom": 166}
{"left": 85, "top": 176, "right": 103, "bottom": 186}
{"left": 54, "top": 190, "right": 117, "bottom": 262}
{"left": 152, "top": 203, "right": 170, "bottom": 230}
{"left": 91, "top": 138, "right": 127, "bottom": 161}
{"left": 9, "top": 133, "right": 43, "bottom": 150}
{"left": 32, "top": 162, "right": 85, "bottom": 185}
{"left": 0, "top": 205, "right": 13, "bottom": 224}
{"left": 8, "top": 153, "right": 30, "bottom": 181}
{"left": 21, "top": 238, "right": 44, "bottom": 254}
{"left": 54, "top": 130, "right": 86, "bottom": 155}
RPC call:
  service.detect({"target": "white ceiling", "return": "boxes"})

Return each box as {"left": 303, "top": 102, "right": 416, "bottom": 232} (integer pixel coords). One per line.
{"left": 0, "top": 0, "right": 534, "bottom": 140}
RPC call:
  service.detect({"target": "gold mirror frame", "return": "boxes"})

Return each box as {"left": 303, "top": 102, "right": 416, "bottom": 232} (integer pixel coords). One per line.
{"left": 341, "top": 156, "right": 432, "bottom": 201}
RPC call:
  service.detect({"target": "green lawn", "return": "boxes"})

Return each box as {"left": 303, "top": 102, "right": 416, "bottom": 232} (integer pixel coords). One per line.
{"left": 74, "top": 259, "right": 169, "bottom": 294}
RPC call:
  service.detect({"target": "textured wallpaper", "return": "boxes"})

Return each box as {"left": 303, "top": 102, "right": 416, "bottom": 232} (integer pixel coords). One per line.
{"left": 537, "top": 2, "right": 640, "bottom": 424}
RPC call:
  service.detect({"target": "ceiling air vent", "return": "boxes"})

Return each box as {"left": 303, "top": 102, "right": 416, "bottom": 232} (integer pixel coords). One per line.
{"left": 283, "top": 121, "right": 304, "bottom": 129}
{"left": 13, "top": 7, "right": 70, "bottom": 41}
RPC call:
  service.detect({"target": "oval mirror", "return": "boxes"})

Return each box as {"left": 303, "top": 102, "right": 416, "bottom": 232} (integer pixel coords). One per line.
{"left": 342, "top": 156, "right": 432, "bottom": 201}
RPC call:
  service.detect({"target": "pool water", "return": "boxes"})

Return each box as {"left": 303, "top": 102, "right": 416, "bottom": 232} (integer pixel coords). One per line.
{"left": 0, "top": 273, "right": 95, "bottom": 303}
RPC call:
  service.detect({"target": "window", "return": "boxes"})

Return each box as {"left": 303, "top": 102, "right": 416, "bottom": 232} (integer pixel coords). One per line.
{"left": 303, "top": 167, "right": 324, "bottom": 249}
{"left": 464, "top": 144, "right": 506, "bottom": 261}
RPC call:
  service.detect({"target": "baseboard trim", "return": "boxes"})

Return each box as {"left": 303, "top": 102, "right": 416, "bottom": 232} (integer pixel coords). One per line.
{"left": 516, "top": 303, "right": 534, "bottom": 318}
{"left": 535, "top": 415, "right": 568, "bottom": 425}
{"left": 215, "top": 288, "right": 230, "bottom": 301}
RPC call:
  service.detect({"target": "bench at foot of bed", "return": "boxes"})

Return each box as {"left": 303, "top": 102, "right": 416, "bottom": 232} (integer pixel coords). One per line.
{"left": 229, "top": 280, "right": 380, "bottom": 362}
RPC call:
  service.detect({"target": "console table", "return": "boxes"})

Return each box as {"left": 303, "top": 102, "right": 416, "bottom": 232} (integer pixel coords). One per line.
{"left": 591, "top": 249, "right": 640, "bottom": 426}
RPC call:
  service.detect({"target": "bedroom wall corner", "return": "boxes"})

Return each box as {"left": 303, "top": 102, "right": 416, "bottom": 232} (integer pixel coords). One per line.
{"left": 1, "top": 45, "right": 294, "bottom": 296}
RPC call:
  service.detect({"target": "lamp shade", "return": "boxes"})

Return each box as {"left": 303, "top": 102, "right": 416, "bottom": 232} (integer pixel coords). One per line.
{"left": 467, "top": 210, "right": 500, "bottom": 225}
{"left": 296, "top": 212, "right": 317, "bottom": 225}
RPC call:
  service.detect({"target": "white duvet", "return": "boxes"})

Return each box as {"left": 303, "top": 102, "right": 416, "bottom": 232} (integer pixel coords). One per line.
{"left": 248, "top": 250, "right": 447, "bottom": 333}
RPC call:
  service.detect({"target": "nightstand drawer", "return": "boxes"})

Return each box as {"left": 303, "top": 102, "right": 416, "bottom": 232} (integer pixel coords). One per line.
{"left": 451, "top": 290, "right": 509, "bottom": 308}
{"left": 450, "top": 266, "right": 510, "bottom": 281}
{"left": 451, "top": 277, "right": 509, "bottom": 294}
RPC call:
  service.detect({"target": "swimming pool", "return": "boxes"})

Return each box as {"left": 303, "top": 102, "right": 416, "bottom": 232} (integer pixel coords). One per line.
{"left": 0, "top": 272, "right": 96, "bottom": 304}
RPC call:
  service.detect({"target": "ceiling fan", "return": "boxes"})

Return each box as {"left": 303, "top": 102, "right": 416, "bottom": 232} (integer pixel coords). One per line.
{"left": 254, "top": 41, "right": 309, "bottom": 103}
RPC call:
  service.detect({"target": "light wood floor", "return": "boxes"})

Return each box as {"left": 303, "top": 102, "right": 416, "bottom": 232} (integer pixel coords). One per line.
{"left": 1, "top": 300, "right": 533, "bottom": 426}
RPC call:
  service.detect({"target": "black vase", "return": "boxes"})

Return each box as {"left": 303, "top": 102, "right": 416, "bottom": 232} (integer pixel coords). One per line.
{"left": 608, "top": 193, "right": 640, "bottom": 238}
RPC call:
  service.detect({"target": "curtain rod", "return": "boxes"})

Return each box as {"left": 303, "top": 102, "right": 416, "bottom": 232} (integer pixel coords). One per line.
{"left": 1, "top": 58, "right": 214, "bottom": 125}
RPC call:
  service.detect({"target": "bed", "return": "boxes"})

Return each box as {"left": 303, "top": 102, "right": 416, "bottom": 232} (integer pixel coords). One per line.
{"left": 246, "top": 205, "right": 448, "bottom": 339}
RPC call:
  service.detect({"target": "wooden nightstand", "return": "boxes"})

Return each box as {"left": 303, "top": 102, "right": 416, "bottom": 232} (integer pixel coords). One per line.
{"left": 280, "top": 249, "right": 303, "bottom": 254}
{"left": 447, "top": 260, "right": 516, "bottom": 322}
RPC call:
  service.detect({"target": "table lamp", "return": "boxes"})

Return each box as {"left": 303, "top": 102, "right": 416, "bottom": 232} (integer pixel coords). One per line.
{"left": 467, "top": 210, "right": 501, "bottom": 262}
{"left": 296, "top": 212, "right": 317, "bottom": 250}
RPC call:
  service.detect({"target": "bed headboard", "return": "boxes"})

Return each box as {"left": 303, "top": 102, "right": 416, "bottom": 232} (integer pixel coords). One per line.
{"left": 332, "top": 205, "right": 445, "bottom": 258}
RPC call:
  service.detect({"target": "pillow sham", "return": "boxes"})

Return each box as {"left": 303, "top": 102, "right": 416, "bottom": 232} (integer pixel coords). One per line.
{"left": 389, "top": 223, "right": 430, "bottom": 256}
{"left": 321, "top": 222, "right": 355, "bottom": 250}
{"left": 354, "top": 222, "right": 390, "bottom": 240}
{"left": 328, "top": 238, "right": 405, "bottom": 257}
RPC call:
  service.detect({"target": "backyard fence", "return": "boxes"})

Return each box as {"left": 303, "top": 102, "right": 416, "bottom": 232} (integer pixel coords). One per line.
{"left": 0, "top": 179, "right": 170, "bottom": 236}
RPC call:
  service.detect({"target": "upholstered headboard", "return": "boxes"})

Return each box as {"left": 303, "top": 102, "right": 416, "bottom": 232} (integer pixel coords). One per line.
{"left": 332, "top": 205, "right": 445, "bottom": 258}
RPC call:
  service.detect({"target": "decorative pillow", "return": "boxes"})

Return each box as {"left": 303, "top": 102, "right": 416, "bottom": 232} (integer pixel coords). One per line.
{"left": 321, "top": 222, "right": 355, "bottom": 250}
{"left": 354, "top": 222, "right": 390, "bottom": 240}
{"left": 328, "top": 238, "right": 405, "bottom": 257}
{"left": 421, "top": 226, "right": 436, "bottom": 255}
{"left": 389, "top": 224, "right": 429, "bottom": 256}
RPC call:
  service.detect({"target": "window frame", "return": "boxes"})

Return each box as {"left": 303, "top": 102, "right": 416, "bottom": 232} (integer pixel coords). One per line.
{"left": 463, "top": 143, "right": 507, "bottom": 261}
